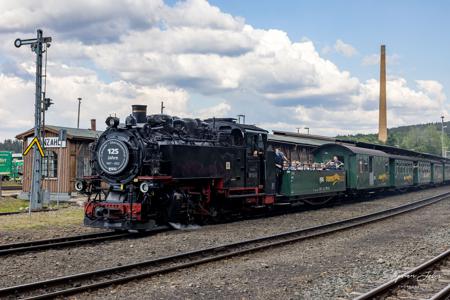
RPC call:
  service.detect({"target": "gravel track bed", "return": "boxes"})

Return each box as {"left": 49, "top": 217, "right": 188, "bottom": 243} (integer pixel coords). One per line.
{"left": 0, "top": 212, "right": 102, "bottom": 244}
{"left": 84, "top": 191, "right": 450, "bottom": 300}
{"left": 0, "top": 186, "right": 449, "bottom": 292}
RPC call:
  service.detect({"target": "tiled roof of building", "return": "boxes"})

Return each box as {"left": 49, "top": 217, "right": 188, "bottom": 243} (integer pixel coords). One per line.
{"left": 16, "top": 125, "right": 103, "bottom": 140}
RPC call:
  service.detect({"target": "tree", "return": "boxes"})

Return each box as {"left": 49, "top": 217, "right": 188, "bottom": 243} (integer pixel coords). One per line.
{"left": 0, "top": 139, "right": 23, "bottom": 153}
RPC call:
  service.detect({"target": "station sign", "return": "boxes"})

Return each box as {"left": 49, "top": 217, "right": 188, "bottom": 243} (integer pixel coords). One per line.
{"left": 44, "top": 137, "right": 66, "bottom": 148}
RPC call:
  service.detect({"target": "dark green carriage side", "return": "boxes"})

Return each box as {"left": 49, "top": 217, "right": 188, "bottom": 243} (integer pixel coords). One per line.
{"left": 444, "top": 162, "right": 450, "bottom": 182}
{"left": 280, "top": 169, "right": 346, "bottom": 197}
{"left": 389, "top": 156, "right": 414, "bottom": 187}
{"left": 0, "top": 151, "right": 13, "bottom": 180}
{"left": 432, "top": 162, "right": 444, "bottom": 183}
{"left": 313, "top": 144, "right": 389, "bottom": 190}
{"left": 414, "top": 160, "right": 432, "bottom": 185}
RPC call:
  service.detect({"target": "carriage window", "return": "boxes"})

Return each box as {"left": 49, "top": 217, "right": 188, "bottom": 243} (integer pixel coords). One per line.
{"left": 42, "top": 150, "right": 58, "bottom": 178}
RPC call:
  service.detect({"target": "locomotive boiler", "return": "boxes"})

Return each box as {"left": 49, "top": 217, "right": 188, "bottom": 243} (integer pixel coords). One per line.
{"left": 77, "top": 105, "right": 276, "bottom": 230}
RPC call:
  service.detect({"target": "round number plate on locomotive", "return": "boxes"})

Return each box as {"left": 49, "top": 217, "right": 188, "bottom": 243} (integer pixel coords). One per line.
{"left": 98, "top": 139, "right": 129, "bottom": 175}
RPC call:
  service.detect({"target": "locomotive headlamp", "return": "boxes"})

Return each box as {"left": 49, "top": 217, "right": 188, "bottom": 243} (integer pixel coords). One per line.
{"left": 75, "top": 180, "right": 86, "bottom": 192}
{"left": 105, "top": 116, "right": 119, "bottom": 128}
{"left": 140, "top": 182, "right": 150, "bottom": 193}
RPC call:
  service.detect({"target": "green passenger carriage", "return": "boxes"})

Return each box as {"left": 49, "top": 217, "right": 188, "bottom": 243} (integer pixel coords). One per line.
{"left": 313, "top": 144, "right": 390, "bottom": 190}
{"left": 432, "top": 162, "right": 444, "bottom": 184}
{"left": 280, "top": 169, "right": 346, "bottom": 197}
{"left": 389, "top": 156, "right": 414, "bottom": 188}
{"left": 414, "top": 160, "right": 432, "bottom": 185}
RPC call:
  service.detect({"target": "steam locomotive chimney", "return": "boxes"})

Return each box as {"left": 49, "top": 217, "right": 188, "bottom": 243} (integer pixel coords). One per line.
{"left": 378, "top": 45, "right": 387, "bottom": 143}
{"left": 132, "top": 105, "right": 147, "bottom": 123}
{"left": 90, "top": 119, "right": 96, "bottom": 131}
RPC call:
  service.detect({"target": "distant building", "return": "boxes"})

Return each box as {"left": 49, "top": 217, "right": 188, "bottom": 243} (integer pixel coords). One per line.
{"left": 15, "top": 121, "right": 102, "bottom": 200}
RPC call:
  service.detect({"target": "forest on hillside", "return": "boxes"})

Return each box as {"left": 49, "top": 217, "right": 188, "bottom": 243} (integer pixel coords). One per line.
{"left": 0, "top": 139, "right": 23, "bottom": 153}
{"left": 336, "top": 122, "right": 450, "bottom": 156}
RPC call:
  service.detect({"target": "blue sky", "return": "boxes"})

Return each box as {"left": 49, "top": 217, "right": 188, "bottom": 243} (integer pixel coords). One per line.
{"left": 210, "top": 0, "right": 450, "bottom": 88}
{"left": 0, "top": 0, "right": 448, "bottom": 140}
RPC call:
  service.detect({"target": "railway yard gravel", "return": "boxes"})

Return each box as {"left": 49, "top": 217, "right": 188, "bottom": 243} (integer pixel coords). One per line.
{"left": 0, "top": 186, "right": 449, "bottom": 299}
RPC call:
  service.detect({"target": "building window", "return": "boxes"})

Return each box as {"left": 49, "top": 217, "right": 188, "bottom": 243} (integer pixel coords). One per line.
{"left": 42, "top": 150, "right": 58, "bottom": 178}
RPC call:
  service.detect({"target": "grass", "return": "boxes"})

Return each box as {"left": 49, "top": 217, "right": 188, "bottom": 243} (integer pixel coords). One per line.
{"left": 0, "top": 197, "right": 29, "bottom": 213}
{"left": 0, "top": 206, "right": 85, "bottom": 231}
{"left": 0, "top": 197, "right": 70, "bottom": 213}
{"left": 0, "top": 197, "right": 84, "bottom": 231}
{"left": 0, "top": 181, "right": 22, "bottom": 187}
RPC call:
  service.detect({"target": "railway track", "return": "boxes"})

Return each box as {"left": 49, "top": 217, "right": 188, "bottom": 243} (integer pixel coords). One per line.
{"left": 354, "top": 248, "right": 450, "bottom": 300}
{"left": 0, "top": 226, "right": 169, "bottom": 256}
{"left": 0, "top": 231, "right": 130, "bottom": 256}
{"left": 1, "top": 191, "right": 448, "bottom": 299}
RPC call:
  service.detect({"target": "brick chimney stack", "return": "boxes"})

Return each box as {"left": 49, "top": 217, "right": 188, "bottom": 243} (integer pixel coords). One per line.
{"left": 90, "top": 119, "right": 96, "bottom": 131}
{"left": 378, "top": 45, "right": 387, "bottom": 143}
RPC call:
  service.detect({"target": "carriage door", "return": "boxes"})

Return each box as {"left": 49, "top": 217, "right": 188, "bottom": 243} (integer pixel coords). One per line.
{"left": 369, "top": 156, "right": 374, "bottom": 186}
{"left": 245, "top": 132, "right": 264, "bottom": 188}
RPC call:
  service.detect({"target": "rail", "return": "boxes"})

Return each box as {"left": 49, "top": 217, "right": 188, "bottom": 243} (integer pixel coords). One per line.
{"left": 1, "top": 191, "right": 448, "bottom": 299}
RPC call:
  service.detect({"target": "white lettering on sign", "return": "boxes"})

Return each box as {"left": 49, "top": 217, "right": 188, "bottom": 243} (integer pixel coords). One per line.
{"left": 44, "top": 137, "right": 67, "bottom": 148}
{"left": 107, "top": 148, "right": 119, "bottom": 155}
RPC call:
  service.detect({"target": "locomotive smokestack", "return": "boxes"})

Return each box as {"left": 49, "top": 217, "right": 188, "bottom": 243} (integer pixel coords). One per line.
{"left": 132, "top": 105, "right": 147, "bottom": 123}
{"left": 378, "top": 45, "right": 387, "bottom": 143}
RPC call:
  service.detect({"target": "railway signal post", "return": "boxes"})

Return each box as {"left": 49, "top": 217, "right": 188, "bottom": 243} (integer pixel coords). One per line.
{"left": 15, "top": 29, "right": 52, "bottom": 211}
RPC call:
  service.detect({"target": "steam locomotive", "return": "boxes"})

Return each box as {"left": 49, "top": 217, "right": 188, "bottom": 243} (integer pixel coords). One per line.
{"left": 77, "top": 105, "right": 449, "bottom": 231}
{"left": 78, "top": 105, "right": 277, "bottom": 230}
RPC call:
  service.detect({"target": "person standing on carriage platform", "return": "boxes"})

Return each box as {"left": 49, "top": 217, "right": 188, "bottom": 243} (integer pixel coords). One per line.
{"left": 275, "top": 148, "right": 288, "bottom": 194}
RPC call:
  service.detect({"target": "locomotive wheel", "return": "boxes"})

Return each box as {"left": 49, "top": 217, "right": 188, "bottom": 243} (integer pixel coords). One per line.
{"left": 166, "top": 192, "right": 183, "bottom": 223}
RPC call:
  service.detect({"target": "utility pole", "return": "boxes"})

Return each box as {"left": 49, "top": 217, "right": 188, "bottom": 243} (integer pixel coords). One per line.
{"left": 304, "top": 127, "right": 310, "bottom": 134}
{"left": 161, "top": 101, "right": 165, "bottom": 114}
{"left": 296, "top": 128, "right": 300, "bottom": 134}
{"left": 441, "top": 115, "right": 445, "bottom": 157}
{"left": 77, "top": 97, "right": 82, "bottom": 128}
{"left": 15, "top": 29, "right": 52, "bottom": 211}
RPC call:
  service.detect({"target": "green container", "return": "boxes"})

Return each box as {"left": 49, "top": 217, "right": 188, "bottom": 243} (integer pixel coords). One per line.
{"left": 281, "top": 169, "right": 346, "bottom": 196}
{"left": 0, "top": 151, "right": 13, "bottom": 178}
{"left": 12, "top": 159, "right": 23, "bottom": 181}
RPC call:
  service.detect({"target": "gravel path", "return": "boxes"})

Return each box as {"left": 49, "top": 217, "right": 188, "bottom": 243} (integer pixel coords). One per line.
{"left": 84, "top": 190, "right": 450, "bottom": 300}
{"left": 0, "top": 186, "right": 449, "bottom": 297}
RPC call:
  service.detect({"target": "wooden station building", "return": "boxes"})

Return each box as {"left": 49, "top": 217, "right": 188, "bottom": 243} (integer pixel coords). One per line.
{"left": 15, "top": 121, "right": 102, "bottom": 200}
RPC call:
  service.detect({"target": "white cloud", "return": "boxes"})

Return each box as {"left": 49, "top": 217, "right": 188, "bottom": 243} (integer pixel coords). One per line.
{"left": 197, "top": 102, "right": 231, "bottom": 119}
{"left": 334, "top": 39, "right": 357, "bottom": 57}
{"left": 0, "top": 0, "right": 447, "bottom": 140}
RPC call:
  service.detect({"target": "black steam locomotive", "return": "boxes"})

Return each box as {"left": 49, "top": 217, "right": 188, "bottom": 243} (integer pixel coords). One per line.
{"left": 78, "top": 105, "right": 276, "bottom": 230}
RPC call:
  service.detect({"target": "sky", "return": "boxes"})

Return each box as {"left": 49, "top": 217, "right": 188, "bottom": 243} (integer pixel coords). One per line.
{"left": 0, "top": 0, "right": 448, "bottom": 140}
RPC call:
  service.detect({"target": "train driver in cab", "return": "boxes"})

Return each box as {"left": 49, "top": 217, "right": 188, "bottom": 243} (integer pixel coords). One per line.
{"left": 275, "top": 148, "right": 288, "bottom": 193}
